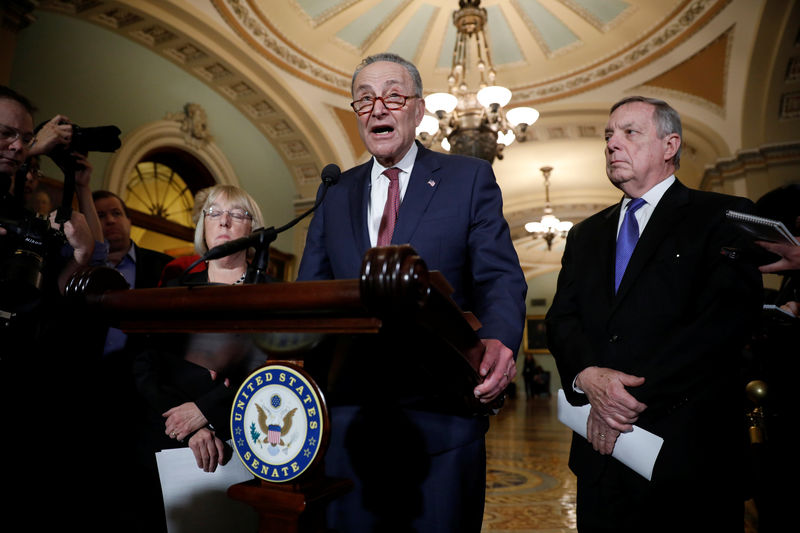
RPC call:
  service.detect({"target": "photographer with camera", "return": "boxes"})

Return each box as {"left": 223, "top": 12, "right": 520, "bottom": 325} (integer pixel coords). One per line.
{"left": 0, "top": 85, "right": 113, "bottom": 527}
{"left": 0, "top": 87, "right": 97, "bottom": 318}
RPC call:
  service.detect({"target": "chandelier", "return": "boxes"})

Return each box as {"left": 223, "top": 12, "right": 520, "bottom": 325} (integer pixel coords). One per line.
{"left": 525, "top": 166, "right": 573, "bottom": 250}
{"left": 415, "top": 0, "right": 539, "bottom": 163}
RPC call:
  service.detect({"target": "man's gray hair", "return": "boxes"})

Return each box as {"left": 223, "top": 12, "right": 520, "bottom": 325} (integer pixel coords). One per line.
{"left": 351, "top": 53, "right": 423, "bottom": 98}
{"left": 610, "top": 95, "right": 683, "bottom": 170}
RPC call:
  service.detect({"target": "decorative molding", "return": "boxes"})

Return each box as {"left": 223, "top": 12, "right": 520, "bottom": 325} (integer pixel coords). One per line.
{"left": 215, "top": 0, "right": 351, "bottom": 95}
{"left": 559, "top": 0, "right": 637, "bottom": 33}
{"left": 164, "top": 103, "right": 214, "bottom": 148}
{"left": 104, "top": 119, "right": 238, "bottom": 196}
{"left": 1, "top": 1, "right": 42, "bottom": 32}
{"left": 289, "top": 0, "right": 359, "bottom": 29}
{"left": 511, "top": 0, "right": 728, "bottom": 104}
{"left": 511, "top": 0, "right": 584, "bottom": 60}
{"left": 780, "top": 91, "right": 800, "bottom": 120}
{"left": 37, "top": 0, "right": 324, "bottom": 202}
{"left": 700, "top": 141, "right": 800, "bottom": 188}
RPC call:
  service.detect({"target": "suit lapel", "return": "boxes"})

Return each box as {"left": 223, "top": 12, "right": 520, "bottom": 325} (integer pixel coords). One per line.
{"left": 613, "top": 180, "right": 690, "bottom": 305}
{"left": 392, "top": 144, "right": 442, "bottom": 245}
{"left": 349, "top": 161, "right": 372, "bottom": 256}
{"left": 602, "top": 202, "right": 622, "bottom": 300}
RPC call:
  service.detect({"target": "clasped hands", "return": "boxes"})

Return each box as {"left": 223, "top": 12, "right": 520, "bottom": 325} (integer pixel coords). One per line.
{"left": 163, "top": 401, "right": 229, "bottom": 472}
{"left": 576, "top": 366, "right": 647, "bottom": 455}
{"left": 162, "top": 370, "right": 231, "bottom": 473}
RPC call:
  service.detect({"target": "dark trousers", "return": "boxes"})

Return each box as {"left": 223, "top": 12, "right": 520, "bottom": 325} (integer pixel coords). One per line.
{"left": 576, "top": 470, "right": 742, "bottom": 533}
{"left": 323, "top": 405, "right": 487, "bottom": 533}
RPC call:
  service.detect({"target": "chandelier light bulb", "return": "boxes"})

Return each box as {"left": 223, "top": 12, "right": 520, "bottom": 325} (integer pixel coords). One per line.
{"left": 540, "top": 213, "right": 560, "bottom": 229}
{"left": 557, "top": 221, "right": 574, "bottom": 232}
{"left": 424, "top": 92, "right": 458, "bottom": 114}
{"left": 413, "top": 0, "right": 537, "bottom": 163}
{"left": 525, "top": 221, "right": 544, "bottom": 233}
{"left": 477, "top": 85, "right": 512, "bottom": 108}
{"left": 506, "top": 106, "right": 540, "bottom": 127}
{"left": 497, "top": 130, "right": 515, "bottom": 146}
{"left": 417, "top": 115, "right": 440, "bottom": 136}
{"left": 524, "top": 165, "right": 573, "bottom": 249}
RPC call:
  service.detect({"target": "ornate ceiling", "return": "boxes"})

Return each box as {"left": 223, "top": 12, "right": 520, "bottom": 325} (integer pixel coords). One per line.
{"left": 32, "top": 0, "right": 779, "bottom": 278}
{"left": 224, "top": 0, "right": 718, "bottom": 102}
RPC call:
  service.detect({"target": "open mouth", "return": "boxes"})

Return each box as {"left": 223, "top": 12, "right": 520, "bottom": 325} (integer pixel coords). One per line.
{"left": 371, "top": 125, "right": 394, "bottom": 135}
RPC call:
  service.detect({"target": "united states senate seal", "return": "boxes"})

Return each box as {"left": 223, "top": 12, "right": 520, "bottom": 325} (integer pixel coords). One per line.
{"left": 230, "top": 363, "right": 327, "bottom": 483}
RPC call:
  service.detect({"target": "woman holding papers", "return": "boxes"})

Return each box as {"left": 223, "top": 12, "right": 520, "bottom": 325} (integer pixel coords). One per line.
{"left": 131, "top": 185, "right": 265, "bottom": 533}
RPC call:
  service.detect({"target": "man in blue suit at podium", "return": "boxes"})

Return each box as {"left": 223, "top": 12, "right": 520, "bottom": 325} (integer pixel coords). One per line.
{"left": 297, "top": 53, "right": 527, "bottom": 532}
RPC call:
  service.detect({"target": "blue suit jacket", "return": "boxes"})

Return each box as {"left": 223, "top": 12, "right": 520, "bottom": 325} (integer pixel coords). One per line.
{"left": 297, "top": 143, "right": 527, "bottom": 532}
{"left": 298, "top": 142, "right": 527, "bottom": 354}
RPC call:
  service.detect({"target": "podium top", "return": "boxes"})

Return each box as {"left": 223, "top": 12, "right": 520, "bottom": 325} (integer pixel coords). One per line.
{"left": 67, "top": 245, "right": 497, "bottom": 414}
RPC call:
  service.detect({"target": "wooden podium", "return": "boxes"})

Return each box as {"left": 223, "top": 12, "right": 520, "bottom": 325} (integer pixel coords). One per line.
{"left": 67, "top": 245, "right": 494, "bottom": 532}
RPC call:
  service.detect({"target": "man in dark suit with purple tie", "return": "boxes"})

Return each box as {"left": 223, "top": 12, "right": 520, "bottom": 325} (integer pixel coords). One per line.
{"left": 297, "top": 53, "right": 527, "bottom": 532}
{"left": 546, "top": 96, "right": 762, "bottom": 532}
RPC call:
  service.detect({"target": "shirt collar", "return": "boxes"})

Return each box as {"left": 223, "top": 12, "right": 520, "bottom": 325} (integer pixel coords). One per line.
{"left": 370, "top": 142, "right": 418, "bottom": 182}
{"left": 623, "top": 175, "right": 675, "bottom": 209}
{"left": 126, "top": 242, "right": 137, "bottom": 263}
{"left": 112, "top": 241, "right": 136, "bottom": 267}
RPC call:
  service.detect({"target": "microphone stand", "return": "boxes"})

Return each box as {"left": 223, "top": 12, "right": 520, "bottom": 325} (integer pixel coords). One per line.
{"left": 244, "top": 184, "right": 334, "bottom": 283}
{"left": 245, "top": 227, "right": 277, "bottom": 284}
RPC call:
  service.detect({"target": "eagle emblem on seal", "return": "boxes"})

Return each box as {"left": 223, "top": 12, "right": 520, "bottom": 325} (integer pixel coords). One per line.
{"left": 255, "top": 403, "right": 297, "bottom": 448}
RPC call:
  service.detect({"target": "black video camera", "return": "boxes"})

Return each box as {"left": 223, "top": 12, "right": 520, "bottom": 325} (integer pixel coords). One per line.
{"left": 0, "top": 167, "right": 66, "bottom": 315}
{"left": 44, "top": 120, "right": 122, "bottom": 169}
{"left": 1, "top": 120, "right": 121, "bottom": 316}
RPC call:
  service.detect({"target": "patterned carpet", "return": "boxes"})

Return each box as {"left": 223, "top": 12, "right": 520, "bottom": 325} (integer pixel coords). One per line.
{"left": 481, "top": 393, "right": 761, "bottom": 532}
{"left": 483, "top": 394, "right": 577, "bottom": 533}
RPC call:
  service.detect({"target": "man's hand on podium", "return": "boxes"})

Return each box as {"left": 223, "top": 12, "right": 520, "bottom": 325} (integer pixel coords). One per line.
{"left": 473, "top": 338, "right": 516, "bottom": 403}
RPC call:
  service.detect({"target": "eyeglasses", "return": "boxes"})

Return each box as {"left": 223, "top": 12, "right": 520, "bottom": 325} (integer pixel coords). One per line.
{"left": 350, "top": 94, "right": 417, "bottom": 115}
{"left": 204, "top": 206, "right": 252, "bottom": 222}
{"left": 0, "top": 122, "right": 35, "bottom": 147}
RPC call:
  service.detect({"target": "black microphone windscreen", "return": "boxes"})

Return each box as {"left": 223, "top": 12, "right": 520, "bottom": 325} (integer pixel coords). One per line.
{"left": 321, "top": 164, "right": 341, "bottom": 185}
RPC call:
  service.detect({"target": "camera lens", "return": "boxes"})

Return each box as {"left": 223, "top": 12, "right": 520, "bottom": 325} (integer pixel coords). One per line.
{"left": 0, "top": 249, "right": 45, "bottom": 313}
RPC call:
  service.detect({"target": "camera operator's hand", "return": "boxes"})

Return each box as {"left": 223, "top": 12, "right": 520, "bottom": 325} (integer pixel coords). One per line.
{"left": 50, "top": 209, "right": 94, "bottom": 294}
{"left": 70, "top": 152, "right": 104, "bottom": 245}
{"left": 28, "top": 114, "right": 72, "bottom": 157}
{"left": 50, "top": 209, "right": 93, "bottom": 266}
{"left": 72, "top": 152, "right": 92, "bottom": 188}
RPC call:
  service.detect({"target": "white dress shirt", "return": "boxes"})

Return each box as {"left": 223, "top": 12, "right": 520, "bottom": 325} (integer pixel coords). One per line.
{"left": 616, "top": 175, "right": 675, "bottom": 239}
{"left": 367, "top": 142, "right": 417, "bottom": 247}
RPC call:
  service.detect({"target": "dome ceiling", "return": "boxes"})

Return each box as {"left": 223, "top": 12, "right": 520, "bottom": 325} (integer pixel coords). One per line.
{"left": 219, "top": 0, "right": 728, "bottom": 105}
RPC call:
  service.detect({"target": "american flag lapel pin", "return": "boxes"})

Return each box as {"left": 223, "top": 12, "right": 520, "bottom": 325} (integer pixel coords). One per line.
{"left": 427, "top": 178, "right": 436, "bottom": 187}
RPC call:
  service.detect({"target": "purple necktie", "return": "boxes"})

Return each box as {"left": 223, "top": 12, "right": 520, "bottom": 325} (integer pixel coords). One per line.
{"left": 614, "top": 197, "right": 646, "bottom": 292}
{"left": 377, "top": 168, "right": 401, "bottom": 247}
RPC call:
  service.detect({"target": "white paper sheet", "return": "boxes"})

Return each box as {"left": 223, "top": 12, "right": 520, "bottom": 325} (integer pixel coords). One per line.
{"left": 155, "top": 444, "right": 257, "bottom": 533}
{"left": 557, "top": 389, "right": 664, "bottom": 481}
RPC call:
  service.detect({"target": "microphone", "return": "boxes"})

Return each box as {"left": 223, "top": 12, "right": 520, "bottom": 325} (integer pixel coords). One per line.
{"left": 181, "top": 164, "right": 341, "bottom": 279}
{"left": 320, "top": 163, "right": 340, "bottom": 186}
